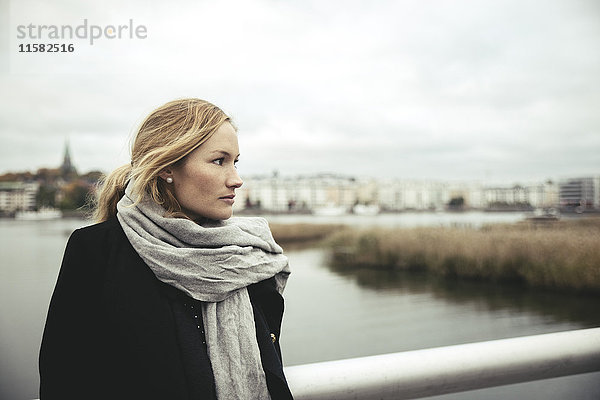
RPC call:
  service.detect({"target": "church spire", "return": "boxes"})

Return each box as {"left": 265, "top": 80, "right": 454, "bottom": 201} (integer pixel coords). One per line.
{"left": 60, "top": 138, "right": 77, "bottom": 177}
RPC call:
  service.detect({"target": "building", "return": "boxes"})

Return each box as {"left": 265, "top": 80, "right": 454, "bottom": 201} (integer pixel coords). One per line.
{"left": 559, "top": 177, "right": 600, "bottom": 211}
{"left": 236, "top": 173, "right": 358, "bottom": 213}
{"left": 484, "top": 185, "right": 531, "bottom": 210}
{"left": 447, "top": 182, "right": 485, "bottom": 209}
{"left": 60, "top": 139, "right": 78, "bottom": 178}
{"left": 526, "top": 180, "right": 559, "bottom": 209}
{"left": 233, "top": 173, "right": 568, "bottom": 214}
{"left": 482, "top": 180, "right": 560, "bottom": 210}
{"left": 0, "top": 182, "right": 39, "bottom": 213}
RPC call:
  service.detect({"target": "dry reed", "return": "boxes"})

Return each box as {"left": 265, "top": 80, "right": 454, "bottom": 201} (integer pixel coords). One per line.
{"left": 327, "top": 218, "right": 600, "bottom": 293}
{"left": 270, "top": 223, "right": 344, "bottom": 247}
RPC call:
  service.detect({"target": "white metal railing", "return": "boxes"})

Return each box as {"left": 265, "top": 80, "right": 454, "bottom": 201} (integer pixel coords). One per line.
{"left": 284, "top": 327, "right": 600, "bottom": 400}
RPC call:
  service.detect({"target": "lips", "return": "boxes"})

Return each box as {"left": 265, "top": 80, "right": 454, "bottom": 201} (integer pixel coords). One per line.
{"left": 219, "top": 194, "right": 235, "bottom": 205}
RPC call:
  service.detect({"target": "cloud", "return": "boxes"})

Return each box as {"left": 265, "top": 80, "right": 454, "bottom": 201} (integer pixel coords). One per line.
{"left": 1, "top": 0, "right": 599, "bottom": 184}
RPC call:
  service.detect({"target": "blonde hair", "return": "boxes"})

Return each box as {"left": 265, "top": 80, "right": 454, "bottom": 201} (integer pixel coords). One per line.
{"left": 93, "top": 98, "right": 232, "bottom": 222}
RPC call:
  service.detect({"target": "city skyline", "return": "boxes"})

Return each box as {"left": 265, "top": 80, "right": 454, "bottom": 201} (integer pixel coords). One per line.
{"left": 0, "top": 139, "right": 595, "bottom": 189}
{"left": 2, "top": 0, "right": 599, "bottom": 184}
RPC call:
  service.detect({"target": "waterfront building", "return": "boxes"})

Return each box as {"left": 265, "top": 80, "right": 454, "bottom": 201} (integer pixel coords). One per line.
{"left": 235, "top": 175, "right": 565, "bottom": 213}
{"left": 352, "top": 179, "right": 448, "bottom": 211}
{"left": 235, "top": 173, "right": 358, "bottom": 213}
{"left": 0, "top": 182, "right": 39, "bottom": 213}
{"left": 402, "top": 180, "right": 446, "bottom": 210}
{"left": 447, "top": 181, "right": 485, "bottom": 209}
{"left": 484, "top": 185, "right": 530, "bottom": 209}
{"left": 482, "top": 181, "right": 560, "bottom": 210}
{"left": 559, "top": 176, "right": 600, "bottom": 211}
{"left": 526, "top": 180, "right": 559, "bottom": 209}
{"left": 355, "top": 178, "right": 379, "bottom": 206}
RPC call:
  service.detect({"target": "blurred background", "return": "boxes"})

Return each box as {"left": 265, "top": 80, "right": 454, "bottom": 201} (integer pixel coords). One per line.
{"left": 1, "top": 0, "right": 599, "bottom": 399}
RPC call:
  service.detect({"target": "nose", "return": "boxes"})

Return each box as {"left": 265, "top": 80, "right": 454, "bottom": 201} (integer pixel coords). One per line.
{"left": 227, "top": 167, "right": 243, "bottom": 189}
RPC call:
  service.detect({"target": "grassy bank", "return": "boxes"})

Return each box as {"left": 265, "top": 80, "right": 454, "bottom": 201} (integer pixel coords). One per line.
{"left": 326, "top": 218, "right": 600, "bottom": 293}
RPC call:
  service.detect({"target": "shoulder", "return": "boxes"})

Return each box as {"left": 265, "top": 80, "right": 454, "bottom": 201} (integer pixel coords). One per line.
{"left": 67, "top": 218, "right": 128, "bottom": 249}
{"left": 63, "top": 217, "right": 134, "bottom": 268}
{"left": 70, "top": 217, "right": 124, "bottom": 240}
{"left": 57, "top": 217, "right": 148, "bottom": 296}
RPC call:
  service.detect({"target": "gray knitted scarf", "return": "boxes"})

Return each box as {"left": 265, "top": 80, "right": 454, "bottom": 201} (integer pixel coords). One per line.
{"left": 116, "top": 181, "right": 290, "bottom": 400}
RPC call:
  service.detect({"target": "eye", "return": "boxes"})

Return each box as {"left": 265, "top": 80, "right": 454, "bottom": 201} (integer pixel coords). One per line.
{"left": 212, "top": 158, "right": 224, "bottom": 166}
{"left": 234, "top": 159, "right": 239, "bottom": 169}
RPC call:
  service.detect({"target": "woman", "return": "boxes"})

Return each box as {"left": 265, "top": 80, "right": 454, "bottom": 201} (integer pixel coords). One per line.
{"left": 39, "top": 98, "right": 294, "bottom": 400}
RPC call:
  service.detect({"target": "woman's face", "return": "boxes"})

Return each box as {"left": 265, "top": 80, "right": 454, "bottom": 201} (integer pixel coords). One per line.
{"left": 162, "top": 122, "right": 243, "bottom": 221}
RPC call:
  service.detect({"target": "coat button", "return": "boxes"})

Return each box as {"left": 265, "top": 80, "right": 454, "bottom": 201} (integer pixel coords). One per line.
{"left": 270, "top": 333, "right": 276, "bottom": 343}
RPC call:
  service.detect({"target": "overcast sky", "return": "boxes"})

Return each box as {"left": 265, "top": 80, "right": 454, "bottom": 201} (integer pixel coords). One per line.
{"left": 1, "top": 0, "right": 599, "bottom": 184}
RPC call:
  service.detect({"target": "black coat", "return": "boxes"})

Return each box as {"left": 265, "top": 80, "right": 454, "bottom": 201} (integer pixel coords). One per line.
{"left": 39, "top": 218, "right": 293, "bottom": 400}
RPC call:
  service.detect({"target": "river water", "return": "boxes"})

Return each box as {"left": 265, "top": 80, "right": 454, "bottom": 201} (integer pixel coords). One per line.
{"left": 1, "top": 213, "right": 599, "bottom": 399}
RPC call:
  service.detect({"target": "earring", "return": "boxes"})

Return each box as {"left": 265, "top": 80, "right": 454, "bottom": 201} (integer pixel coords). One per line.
{"left": 166, "top": 177, "right": 173, "bottom": 184}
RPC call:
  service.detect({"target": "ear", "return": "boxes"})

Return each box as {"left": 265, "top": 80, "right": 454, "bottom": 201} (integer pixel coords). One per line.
{"left": 158, "top": 168, "right": 173, "bottom": 181}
